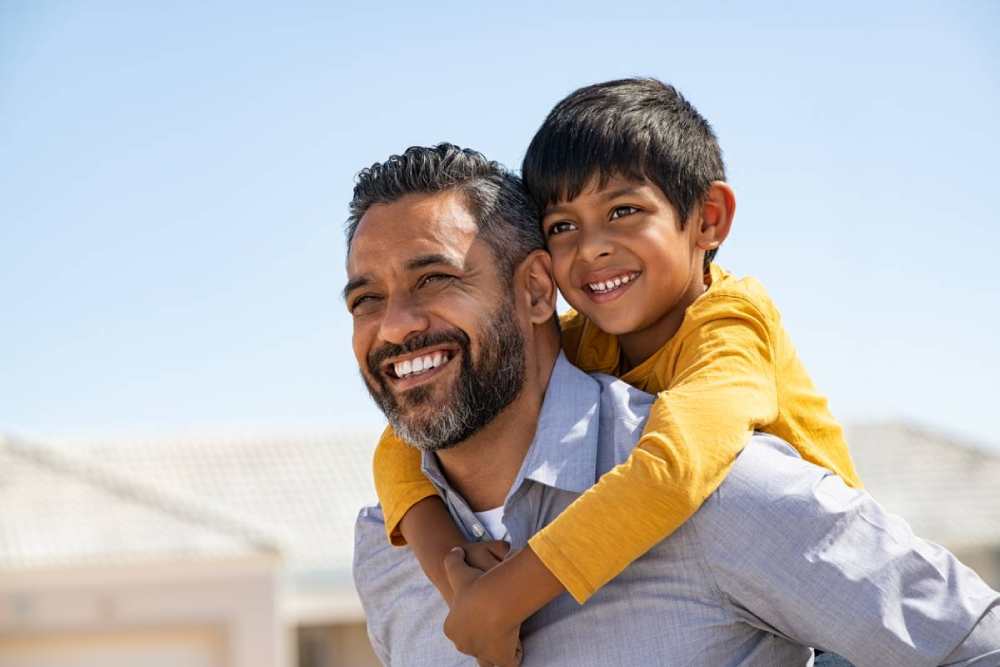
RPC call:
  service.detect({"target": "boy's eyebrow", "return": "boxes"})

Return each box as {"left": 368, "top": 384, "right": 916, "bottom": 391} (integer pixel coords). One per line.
{"left": 544, "top": 185, "right": 648, "bottom": 216}
{"left": 600, "top": 185, "right": 645, "bottom": 201}
{"left": 342, "top": 254, "right": 461, "bottom": 301}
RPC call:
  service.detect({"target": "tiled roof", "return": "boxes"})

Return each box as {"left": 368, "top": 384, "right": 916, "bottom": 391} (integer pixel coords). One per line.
{"left": 846, "top": 422, "right": 1000, "bottom": 550}
{"left": 0, "top": 435, "right": 280, "bottom": 570}
{"left": 37, "top": 430, "right": 379, "bottom": 582}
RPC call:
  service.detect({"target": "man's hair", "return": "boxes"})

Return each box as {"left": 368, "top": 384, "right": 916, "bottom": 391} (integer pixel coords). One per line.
{"left": 347, "top": 143, "right": 543, "bottom": 284}
{"left": 522, "top": 78, "right": 726, "bottom": 267}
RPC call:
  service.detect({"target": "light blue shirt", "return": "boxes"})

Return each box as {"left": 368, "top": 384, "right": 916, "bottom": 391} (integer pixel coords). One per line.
{"left": 354, "top": 354, "right": 1000, "bottom": 666}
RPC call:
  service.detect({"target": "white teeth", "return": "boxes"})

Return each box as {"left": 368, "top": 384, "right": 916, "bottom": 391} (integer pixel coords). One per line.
{"left": 588, "top": 273, "right": 637, "bottom": 294}
{"left": 393, "top": 351, "right": 450, "bottom": 379}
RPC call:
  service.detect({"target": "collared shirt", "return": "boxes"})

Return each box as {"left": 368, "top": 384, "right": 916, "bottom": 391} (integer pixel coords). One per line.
{"left": 354, "top": 354, "right": 1000, "bottom": 666}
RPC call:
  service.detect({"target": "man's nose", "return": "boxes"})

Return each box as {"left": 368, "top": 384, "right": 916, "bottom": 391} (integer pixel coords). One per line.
{"left": 378, "top": 294, "right": 430, "bottom": 345}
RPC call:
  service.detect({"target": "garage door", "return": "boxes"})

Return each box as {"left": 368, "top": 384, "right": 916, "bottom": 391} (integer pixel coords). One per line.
{"left": 0, "top": 625, "right": 225, "bottom": 667}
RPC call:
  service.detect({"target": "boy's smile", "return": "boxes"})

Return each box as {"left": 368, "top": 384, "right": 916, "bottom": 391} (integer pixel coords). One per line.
{"left": 542, "top": 175, "right": 712, "bottom": 366}
{"left": 582, "top": 269, "right": 642, "bottom": 303}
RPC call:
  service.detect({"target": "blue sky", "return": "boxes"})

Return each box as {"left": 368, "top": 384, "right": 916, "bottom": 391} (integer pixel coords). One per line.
{"left": 2, "top": 1, "right": 998, "bottom": 449}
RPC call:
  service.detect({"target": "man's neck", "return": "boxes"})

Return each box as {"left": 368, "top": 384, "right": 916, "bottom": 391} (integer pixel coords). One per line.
{"left": 434, "top": 348, "right": 557, "bottom": 512}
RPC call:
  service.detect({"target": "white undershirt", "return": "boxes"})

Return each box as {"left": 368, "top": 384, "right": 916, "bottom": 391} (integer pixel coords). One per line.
{"left": 472, "top": 505, "right": 508, "bottom": 541}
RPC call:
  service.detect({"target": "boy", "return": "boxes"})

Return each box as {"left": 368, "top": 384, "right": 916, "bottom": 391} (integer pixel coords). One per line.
{"left": 372, "top": 78, "right": 862, "bottom": 663}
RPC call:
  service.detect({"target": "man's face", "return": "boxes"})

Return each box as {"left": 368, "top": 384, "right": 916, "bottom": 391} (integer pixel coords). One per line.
{"left": 345, "top": 191, "right": 525, "bottom": 451}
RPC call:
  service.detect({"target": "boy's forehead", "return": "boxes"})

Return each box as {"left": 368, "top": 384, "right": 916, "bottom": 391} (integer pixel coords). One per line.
{"left": 545, "top": 174, "right": 658, "bottom": 211}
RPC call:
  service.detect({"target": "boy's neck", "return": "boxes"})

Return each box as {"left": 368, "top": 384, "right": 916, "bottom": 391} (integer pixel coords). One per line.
{"left": 617, "top": 267, "right": 709, "bottom": 370}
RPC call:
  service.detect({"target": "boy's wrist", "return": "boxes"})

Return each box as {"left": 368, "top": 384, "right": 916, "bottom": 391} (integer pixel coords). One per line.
{"left": 481, "top": 545, "right": 566, "bottom": 628}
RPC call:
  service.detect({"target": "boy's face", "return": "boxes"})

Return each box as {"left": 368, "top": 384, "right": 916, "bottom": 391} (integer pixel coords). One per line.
{"left": 542, "top": 175, "right": 708, "bottom": 353}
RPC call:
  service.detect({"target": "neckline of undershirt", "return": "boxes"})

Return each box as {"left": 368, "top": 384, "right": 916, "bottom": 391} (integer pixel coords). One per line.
{"left": 473, "top": 505, "right": 507, "bottom": 541}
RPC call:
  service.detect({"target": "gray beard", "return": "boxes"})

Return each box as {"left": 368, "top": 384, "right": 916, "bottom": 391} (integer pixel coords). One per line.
{"left": 363, "top": 300, "right": 526, "bottom": 452}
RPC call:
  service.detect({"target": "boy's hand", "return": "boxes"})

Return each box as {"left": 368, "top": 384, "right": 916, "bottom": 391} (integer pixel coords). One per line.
{"left": 461, "top": 540, "right": 510, "bottom": 573}
{"left": 443, "top": 547, "right": 523, "bottom": 666}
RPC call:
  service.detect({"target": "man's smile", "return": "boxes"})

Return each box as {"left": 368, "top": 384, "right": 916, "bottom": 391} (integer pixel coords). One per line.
{"left": 381, "top": 345, "right": 460, "bottom": 392}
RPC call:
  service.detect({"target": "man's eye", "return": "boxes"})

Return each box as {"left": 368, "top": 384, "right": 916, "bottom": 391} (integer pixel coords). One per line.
{"left": 419, "top": 273, "right": 455, "bottom": 287}
{"left": 546, "top": 221, "right": 576, "bottom": 237}
{"left": 610, "top": 206, "right": 639, "bottom": 220}
{"left": 350, "top": 295, "right": 380, "bottom": 312}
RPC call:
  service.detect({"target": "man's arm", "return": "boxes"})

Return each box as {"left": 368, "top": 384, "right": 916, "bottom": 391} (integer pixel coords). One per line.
{"left": 697, "top": 435, "right": 1000, "bottom": 666}
{"left": 942, "top": 603, "right": 1000, "bottom": 665}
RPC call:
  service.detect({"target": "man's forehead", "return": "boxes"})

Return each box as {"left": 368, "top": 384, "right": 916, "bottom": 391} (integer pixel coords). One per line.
{"left": 347, "top": 191, "right": 481, "bottom": 275}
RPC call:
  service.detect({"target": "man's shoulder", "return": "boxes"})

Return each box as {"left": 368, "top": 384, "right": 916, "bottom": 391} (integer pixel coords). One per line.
{"left": 693, "top": 434, "right": 868, "bottom": 558}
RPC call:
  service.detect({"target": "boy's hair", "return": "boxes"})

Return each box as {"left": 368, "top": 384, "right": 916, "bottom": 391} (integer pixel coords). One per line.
{"left": 347, "top": 143, "right": 543, "bottom": 285}
{"left": 522, "top": 78, "right": 726, "bottom": 267}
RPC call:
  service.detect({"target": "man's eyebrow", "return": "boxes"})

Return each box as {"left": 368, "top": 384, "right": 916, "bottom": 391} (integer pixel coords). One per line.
{"left": 342, "top": 275, "right": 371, "bottom": 301}
{"left": 406, "top": 254, "right": 462, "bottom": 271}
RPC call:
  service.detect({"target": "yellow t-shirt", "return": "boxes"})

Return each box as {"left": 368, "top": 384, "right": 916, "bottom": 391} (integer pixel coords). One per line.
{"left": 371, "top": 264, "right": 861, "bottom": 603}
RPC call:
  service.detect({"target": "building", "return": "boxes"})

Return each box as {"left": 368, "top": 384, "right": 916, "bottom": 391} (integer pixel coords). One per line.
{"left": 0, "top": 431, "right": 379, "bottom": 667}
{"left": 0, "top": 435, "right": 286, "bottom": 667}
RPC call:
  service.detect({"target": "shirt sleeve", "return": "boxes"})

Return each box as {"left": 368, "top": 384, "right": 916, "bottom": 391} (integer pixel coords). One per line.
{"left": 697, "top": 436, "right": 1000, "bottom": 666}
{"left": 529, "top": 295, "right": 780, "bottom": 603}
{"left": 372, "top": 425, "right": 440, "bottom": 546}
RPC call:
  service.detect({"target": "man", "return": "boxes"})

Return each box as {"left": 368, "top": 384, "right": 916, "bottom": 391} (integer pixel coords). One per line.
{"left": 347, "top": 144, "right": 1000, "bottom": 666}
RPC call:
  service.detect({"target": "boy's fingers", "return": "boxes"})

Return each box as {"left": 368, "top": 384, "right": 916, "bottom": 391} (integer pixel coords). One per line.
{"left": 485, "top": 540, "right": 511, "bottom": 560}
{"left": 442, "top": 547, "right": 478, "bottom": 591}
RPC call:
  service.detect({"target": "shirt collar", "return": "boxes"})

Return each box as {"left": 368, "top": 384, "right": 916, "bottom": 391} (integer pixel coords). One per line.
{"left": 420, "top": 353, "right": 602, "bottom": 497}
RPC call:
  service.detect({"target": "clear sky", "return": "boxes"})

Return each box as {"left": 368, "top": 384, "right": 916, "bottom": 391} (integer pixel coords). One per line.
{"left": 2, "top": 1, "right": 998, "bottom": 449}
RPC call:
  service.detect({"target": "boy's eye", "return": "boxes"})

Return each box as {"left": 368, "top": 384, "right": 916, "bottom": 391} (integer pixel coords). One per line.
{"left": 546, "top": 221, "right": 576, "bottom": 237}
{"left": 610, "top": 206, "right": 639, "bottom": 220}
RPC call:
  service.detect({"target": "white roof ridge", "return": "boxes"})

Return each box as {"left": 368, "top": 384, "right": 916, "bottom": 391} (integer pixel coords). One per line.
{"left": 849, "top": 418, "right": 1000, "bottom": 457}
{"left": 0, "top": 433, "right": 284, "bottom": 556}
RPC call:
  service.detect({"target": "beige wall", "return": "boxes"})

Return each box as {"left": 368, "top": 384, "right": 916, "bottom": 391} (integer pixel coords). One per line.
{"left": 953, "top": 547, "right": 1000, "bottom": 591}
{"left": 0, "top": 625, "right": 226, "bottom": 667}
{"left": 297, "top": 623, "right": 378, "bottom": 667}
{"left": 0, "top": 557, "right": 283, "bottom": 667}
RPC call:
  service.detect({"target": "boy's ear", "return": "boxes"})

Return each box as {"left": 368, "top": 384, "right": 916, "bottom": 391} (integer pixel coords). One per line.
{"left": 515, "top": 249, "right": 557, "bottom": 325}
{"left": 696, "top": 181, "right": 736, "bottom": 250}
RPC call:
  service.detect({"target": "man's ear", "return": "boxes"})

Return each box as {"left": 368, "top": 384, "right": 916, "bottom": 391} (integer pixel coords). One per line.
{"left": 515, "top": 250, "right": 557, "bottom": 325}
{"left": 696, "top": 181, "right": 736, "bottom": 251}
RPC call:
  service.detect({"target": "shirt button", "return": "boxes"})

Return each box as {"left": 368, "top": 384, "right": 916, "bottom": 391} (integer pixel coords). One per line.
{"left": 471, "top": 524, "right": 485, "bottom": 538}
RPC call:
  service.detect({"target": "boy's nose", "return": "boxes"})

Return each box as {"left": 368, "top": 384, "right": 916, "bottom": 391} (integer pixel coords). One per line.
{"left": 578, "top": 228, "right": 615, "bottom": 262}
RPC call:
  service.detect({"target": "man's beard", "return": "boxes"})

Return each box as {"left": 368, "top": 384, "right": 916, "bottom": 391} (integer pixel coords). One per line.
{"left": 362, "top": 300, "right": 525, "bottom": 452}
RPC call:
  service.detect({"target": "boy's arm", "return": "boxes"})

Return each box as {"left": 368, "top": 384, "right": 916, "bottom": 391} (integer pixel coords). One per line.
{"left": 441, "top": 296, "right": 781, "bottom": 656}
{"left": 399, "top": 496, "right": 467, "bottom": 603}
{"left": 373, "top": 426, "right": 468, "bottom": 602}
{"left": 372, "top": 425, "right": 441, "bottom": 545}
{"left": 373, "top": 427, "right": 515, "bottom": 608}
{"left": 528, "top": 295, "right": 780, "bottom": 603}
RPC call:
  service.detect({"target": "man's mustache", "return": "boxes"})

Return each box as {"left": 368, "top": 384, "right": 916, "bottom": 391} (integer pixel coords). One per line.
{"left": 367, "top": 330, "right": 470, "bottom": 377}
